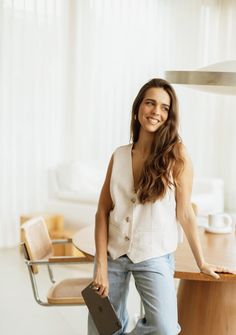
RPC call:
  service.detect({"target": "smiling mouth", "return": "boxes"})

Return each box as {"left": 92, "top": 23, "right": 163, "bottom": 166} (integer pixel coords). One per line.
{"left": 147, "top": 117, "right": 160, "bottom": 125}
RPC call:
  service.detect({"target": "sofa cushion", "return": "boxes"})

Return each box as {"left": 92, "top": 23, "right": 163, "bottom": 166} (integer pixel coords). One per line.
{"left": 56, "top": 161, "right": 105, "bottom": 201}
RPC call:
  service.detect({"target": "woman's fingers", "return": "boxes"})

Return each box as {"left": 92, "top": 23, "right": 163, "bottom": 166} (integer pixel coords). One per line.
{"left": 99, "top": 286, "right": 109, "bottom": 298}
{"left": 97, "top": 285, "right": 109, "bottom": 297}
{"left": 202, "top": 266, "right": 220, "bottom": 279}
{"left": 92, "top": 282, "right": 109, "bottom": 297}
{"left": 215, "top": 266, "right": 236, "bottom": 274}
{"left": 201, "top": 263, "right": 236, "bottom": 279}
{"left": 209, "top": 269, "right": 220, "bottom": 279}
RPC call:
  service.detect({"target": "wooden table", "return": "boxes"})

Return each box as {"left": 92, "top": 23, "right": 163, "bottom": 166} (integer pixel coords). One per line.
{"left": 73, "top": 225, "right": 236, "bottom": 335}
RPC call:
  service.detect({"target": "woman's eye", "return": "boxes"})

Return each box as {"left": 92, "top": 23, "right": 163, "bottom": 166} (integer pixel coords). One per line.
{"left": 162, "top": 106, "right": 169, "bottom": 112}
{"left": 146, "top": 101, "right": 154, "bottom": 106}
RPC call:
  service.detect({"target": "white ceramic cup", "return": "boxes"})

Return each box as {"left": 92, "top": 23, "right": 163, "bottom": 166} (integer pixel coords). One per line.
{"left": 208, "top": 213, "right": 232, "bottom": 229}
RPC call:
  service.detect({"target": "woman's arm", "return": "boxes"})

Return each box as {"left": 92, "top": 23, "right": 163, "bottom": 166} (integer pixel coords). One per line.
{"left": 93, "top": 155, "right": 114, "bottom": 297}
{"left": 175, "top": 145, "right": 236, "bottom": 279}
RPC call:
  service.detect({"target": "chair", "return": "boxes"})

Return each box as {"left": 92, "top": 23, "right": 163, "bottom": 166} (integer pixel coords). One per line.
{"left": 21, "top": 216, "right": 93, "bottom": 306}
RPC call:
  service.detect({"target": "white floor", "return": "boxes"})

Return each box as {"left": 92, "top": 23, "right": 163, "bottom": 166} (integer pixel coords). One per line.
{"left": 0, "top": 247, "right": 144, "bottom": 335}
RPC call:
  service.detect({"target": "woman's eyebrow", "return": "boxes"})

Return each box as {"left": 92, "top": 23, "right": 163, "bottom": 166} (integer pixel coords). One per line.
{"left": 144, "top": 98, "right": 155, "bottom": 101}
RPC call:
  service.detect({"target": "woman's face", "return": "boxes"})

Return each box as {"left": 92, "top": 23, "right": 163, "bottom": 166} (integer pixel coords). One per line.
{"left": 138, "top": 87, "right": 170, "bottom": 133}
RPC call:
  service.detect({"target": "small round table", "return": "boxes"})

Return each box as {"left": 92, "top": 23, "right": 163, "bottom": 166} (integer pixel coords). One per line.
{"left": 73, "top": 225, "right": 236, "bottom": 335}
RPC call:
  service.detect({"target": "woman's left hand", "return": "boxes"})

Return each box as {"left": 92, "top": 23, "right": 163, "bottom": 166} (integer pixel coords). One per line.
{"left": 200, "top": 262, "right": 236, "bottom": 279}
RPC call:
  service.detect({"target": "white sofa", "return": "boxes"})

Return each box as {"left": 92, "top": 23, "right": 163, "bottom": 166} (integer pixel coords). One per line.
{"left": 45, "top": 161, "right": 106, "bottom": 230}
{"left": 45, "top": 161, "right": 225, "bottom": 230}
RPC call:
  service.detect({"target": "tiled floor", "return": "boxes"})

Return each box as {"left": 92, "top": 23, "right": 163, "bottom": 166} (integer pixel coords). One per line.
{"left": 0, "top": 247, "right": 142, "bottom": 335}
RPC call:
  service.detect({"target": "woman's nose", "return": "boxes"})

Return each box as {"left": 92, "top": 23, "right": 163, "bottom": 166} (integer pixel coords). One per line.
{"left": 152, "top": 105, "right": 161, "bottom": 115}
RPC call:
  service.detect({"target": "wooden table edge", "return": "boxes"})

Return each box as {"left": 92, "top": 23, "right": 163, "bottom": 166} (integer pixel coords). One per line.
{"left": 174, "top": 271, "right": 236, "bottom": 281}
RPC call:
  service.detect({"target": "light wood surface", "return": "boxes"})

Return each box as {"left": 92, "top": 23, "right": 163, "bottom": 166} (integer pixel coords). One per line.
{"left": 175, "top": 227, "right": 236, "bottom": 281}
{"left": 73, "top": 225, "right": 236, "bottom": 334}
{"left": 73, "top": 225, "right": 95, "bottom": 258}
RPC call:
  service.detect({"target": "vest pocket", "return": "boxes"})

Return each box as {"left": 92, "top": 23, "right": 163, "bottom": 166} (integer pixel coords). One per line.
{"left": 108, "top": 222, "right": 128, "bottom": 253}
{"left": 134, "top": 231, "right": 166, "bottom": 254}
{"left": 108, "top": 222, "right": 123, "bottom": 241}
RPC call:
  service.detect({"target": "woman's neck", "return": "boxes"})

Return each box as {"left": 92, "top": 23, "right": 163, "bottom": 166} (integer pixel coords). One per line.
{"left": 133, "top": 129, "right": 154, "bottom": 159}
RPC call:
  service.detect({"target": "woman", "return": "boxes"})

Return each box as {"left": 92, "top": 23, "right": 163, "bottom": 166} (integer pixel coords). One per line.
{"left": 88, "top": 78, "right": 234, "bottom": 335}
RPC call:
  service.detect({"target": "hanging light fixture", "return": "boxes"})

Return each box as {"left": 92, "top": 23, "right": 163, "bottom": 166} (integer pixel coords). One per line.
{"left": 165, "top": 60, "right": 236, "bottom": 95}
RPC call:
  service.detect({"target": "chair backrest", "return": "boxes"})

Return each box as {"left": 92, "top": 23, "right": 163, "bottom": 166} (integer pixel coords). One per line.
{"left": 21, "top": 217, "right": 53, "bottom": 274}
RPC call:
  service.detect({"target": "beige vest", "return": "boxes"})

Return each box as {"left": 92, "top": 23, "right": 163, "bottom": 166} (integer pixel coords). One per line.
{"left": 108, "top": 144, "right": 182, "bottom": 263}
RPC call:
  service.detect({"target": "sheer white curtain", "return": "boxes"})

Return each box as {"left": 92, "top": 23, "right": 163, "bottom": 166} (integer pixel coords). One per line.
{"left": 171, "top": 0, "right": 236, "bottom": 212}
{"left": 72, "top": 0, "right": 236, "bottom": 212}
{"left": 1, "top": 0, "right": 236, "bottom": 247}
{"left": 73, "top": 0, "right": 170, "bottom": 164}
{"left": 0, "top": 0, "right": 69, "bottom": 247}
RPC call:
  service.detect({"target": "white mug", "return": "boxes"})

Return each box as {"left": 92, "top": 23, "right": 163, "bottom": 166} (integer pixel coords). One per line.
{"left": 208, "top": 213, "right": 232, "bottom": 229}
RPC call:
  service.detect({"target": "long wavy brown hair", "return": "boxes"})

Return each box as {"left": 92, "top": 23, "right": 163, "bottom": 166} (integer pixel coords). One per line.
{"left": 130, "top": 78, "right": 184, "bottom": 204}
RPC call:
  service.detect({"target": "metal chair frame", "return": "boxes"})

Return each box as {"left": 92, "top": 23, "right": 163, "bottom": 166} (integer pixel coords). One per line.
{"left": 21, "top": 237, "right": 92, "bottom": 307}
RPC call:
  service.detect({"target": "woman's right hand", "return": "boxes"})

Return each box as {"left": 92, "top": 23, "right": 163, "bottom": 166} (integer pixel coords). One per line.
{"left": 92, "top": 262, "right": 109, "bottom": 298}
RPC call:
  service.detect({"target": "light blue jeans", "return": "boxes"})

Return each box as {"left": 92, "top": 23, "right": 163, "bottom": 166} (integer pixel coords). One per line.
{"left": 87, "top": 253, "right": 181, "bottom": 335}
